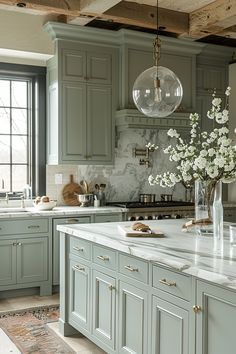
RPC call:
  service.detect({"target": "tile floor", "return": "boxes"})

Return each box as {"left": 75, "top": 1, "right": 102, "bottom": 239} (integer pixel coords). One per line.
{"left": 0, "top": 293, "right": 106, "bottom": 354}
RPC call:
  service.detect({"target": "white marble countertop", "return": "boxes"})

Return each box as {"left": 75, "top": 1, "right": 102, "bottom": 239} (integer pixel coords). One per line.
{"left": 57, "top": 219, "right": 236, "bottom": 290}
{"left": 0, "top": 206, "right": 127, "bottom": 218}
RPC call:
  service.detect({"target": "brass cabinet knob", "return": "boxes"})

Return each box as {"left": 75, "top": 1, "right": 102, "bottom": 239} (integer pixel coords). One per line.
{"left": 193, "top": 305, "right": 202, "bottom": 313}
{"left": 108, "top": 284, "right": 115, "bottom": 291}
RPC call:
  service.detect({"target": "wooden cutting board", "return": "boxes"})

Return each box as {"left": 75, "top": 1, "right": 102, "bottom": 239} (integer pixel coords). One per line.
{"left": 62, "top": 174, "right": 83, "bottom": 206}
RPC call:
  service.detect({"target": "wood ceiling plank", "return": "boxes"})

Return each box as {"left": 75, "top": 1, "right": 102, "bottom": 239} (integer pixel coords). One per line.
{"left": 0, "top": 0, "right": 81, "bottom": 14}
{"left": 79, "top": 0, "right": 122, "bottom": 13}
{"left": 189, "top": 0, "right": 236, "bottom": 38}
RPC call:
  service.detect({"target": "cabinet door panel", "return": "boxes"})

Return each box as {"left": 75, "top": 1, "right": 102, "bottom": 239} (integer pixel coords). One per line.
{"left": 62, "top": 49, "right": 86, "bottom": 81}
{"left": 87, "top": 52, "right": 112, "bottom": 84}
{"left": 61, "top": 82, "right": 86, "bottom": 162}
{"left": 196, "top": 281, "right": 236, "bottom": 354}
{"left": 152, "top": 295, "right": 189, "bottom": 354}
{"left": 17, "top": 237, "right": 48, "bottom": 283}
{"left": 119, "top": 281, "right": 148, "bottom": 354}
{"left": 87, "top": 85, "right": 112, "bottom": 162}
{"left": 92, "top": 270, "right": 116, "bottom": 350}
{"left": 0, "top": 240, "right": 16, "bottom": 286}
{"left": 69, "top": 259, "right": 90, "bottom": 332}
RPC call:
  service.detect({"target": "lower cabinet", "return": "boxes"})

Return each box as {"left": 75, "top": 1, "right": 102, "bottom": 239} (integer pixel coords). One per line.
{"left": 151, "top": 295, "right": 189, "bottom": 354}
{"left": 0, "top": 218, "right": 51, "bottom": 296}
{"left": 61, "top": 234, "right": 236, "bottom": 354}
{"left": 92, "top": 270, "right": 116, "bottom": 350}
{"left": 0, "top": 237, "right": 48, "bottom": 288}
{"left": 118, "top": 281, "right": 148, "bottom": 354}
{"left": 196, "top": 280, "right": 236, "bottom": 354}
{"left": 69, "top": 257, "right": 91, "bottom": 334}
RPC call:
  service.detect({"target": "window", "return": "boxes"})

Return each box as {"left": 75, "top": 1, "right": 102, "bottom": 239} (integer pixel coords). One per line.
{"left": 0, "top": 63, "right": 46, "bottom": 197}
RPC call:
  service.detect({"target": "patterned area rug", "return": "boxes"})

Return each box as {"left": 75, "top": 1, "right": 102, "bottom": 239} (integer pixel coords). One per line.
{"left": 0, "top": 305, "right": 75, "bottom": 354}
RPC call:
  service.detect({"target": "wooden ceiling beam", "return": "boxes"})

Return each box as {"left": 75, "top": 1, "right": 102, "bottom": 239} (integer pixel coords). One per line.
{"left": 189, "top": 0, "right": 236, "bottom": 39}
{"left": 103, "top": 1, "right": 189, "bottom": 34}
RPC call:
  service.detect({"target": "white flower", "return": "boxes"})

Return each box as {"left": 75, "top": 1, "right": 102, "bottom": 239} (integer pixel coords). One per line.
{"left": 167, "top": 129, "right": 179, "bottom": 138}
{"left": 148, "top": 87, "right": 236, "bottom": 190}
{"left": 208, "top": 148, "right": 215, "bottom": 157}
{"left": 212, "top": 97, "right": 222, "bottom": 106}
{"left": 214, "top": 156, "right": 226, "bottom": 168}
{"left": 225, "top": 86, "right": 231, "bottom": 96}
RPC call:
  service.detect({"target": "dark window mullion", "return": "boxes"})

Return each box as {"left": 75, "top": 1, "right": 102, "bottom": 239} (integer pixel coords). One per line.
{"left": 9, "top": 79, "right": 12, "bottom": 192}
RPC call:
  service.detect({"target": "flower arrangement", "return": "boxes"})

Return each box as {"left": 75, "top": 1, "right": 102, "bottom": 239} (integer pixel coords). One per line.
{"left": 148, "top": 87, "right": 236, "bottom": 189}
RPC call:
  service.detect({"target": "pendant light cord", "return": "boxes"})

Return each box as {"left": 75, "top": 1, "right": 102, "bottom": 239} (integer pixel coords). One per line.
{"left": 153, "top": 0, "right": 161, "bottom": 67}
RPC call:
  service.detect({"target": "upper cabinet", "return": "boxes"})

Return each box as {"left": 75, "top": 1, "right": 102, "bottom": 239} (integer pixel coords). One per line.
{"left": 45, "top": 23, "right": 118, "bottom": 165}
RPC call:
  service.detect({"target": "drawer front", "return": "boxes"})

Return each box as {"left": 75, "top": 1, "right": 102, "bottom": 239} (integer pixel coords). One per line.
{"left": 93, "top": 245, "right": 116, "bottom": 270}
{"left": 152, "top": 265, "right": 191, "bottom": 300}
{"left": 0, "top": 218, "right": 49, "bottom": 236}
{"left": 70, "top": 237, "right": 91, "bottom": 261}
{"left": 119, "top": 254, "right": 148, "bottom": 284}
{"left": 94, "top": 214, "right": 122, "bottom": 223}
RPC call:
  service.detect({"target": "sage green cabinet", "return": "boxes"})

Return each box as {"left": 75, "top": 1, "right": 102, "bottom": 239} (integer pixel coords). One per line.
{"left": 0, "top": 218, "right": 51, "bottom": 296}
{"left": 47, "top": 40, "right": 117, "bottom": 165}
{"left": 0, "top": 239, "right": 16, "bottom": 286}
{"left": 196, "top": 280, "right": 236, "bottom": 354}
{"left": 151, "top": 295, "right": 189, "bottom": 354}
{"left": 0, "top": 237, "right": 48, "bottom": 293}
{"left": 69, "top": 257, "right": 91, "bottom": 334}
{"left": 118, "top": 281, "right": 148, "bottom": 354}
{"left": 62, "top": 47, "right": 112, "bottom": 85}
{"left": 92, "top": 270, "right": 116, "bottom": 351}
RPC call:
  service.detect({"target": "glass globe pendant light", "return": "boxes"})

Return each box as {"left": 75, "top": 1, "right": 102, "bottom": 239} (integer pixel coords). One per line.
{"left": 132, "top": 0, "right": 183, "bottom": 118}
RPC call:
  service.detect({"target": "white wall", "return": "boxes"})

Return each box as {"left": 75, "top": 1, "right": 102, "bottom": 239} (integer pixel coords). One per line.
{"left": 228, "top": 63, "right": 236, "bottom": 201}
{"left": 0, "top": 9, "right": 56, "bottom": 65}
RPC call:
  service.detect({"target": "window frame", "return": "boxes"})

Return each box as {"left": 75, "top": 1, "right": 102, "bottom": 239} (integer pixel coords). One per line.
{"left": 0, "top": 62, "right": 46, "bottom": 197}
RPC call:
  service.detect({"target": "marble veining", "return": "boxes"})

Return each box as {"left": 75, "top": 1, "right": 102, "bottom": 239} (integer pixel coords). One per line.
{"left": 57, "top": 219, "right": 236, "bottom": 290}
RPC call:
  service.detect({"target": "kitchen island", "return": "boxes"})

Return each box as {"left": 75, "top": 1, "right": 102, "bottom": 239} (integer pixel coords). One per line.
{"left": 58, "top": 219, "right": 236, "bottom": 354}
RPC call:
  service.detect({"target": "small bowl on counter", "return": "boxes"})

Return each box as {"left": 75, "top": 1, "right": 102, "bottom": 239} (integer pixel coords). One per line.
{"left": 33, "top": 200, "right": 57, "bottom": 211}
{"left": 76, "top": 194, "right": 94, "bottom": 207}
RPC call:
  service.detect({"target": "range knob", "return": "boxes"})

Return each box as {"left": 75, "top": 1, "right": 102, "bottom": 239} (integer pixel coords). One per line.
{"left": 174, "top": 214, "right": 181, "bottom": 219}
{"left": 157, "top": 215, "right": 163, "bottom": 220}
{"left": 147, "top": 215, "right": 153, "bottom": 220}
{"left": 137, "top": 216, "right": 144, "bottom": 220}
{"left": 129, "top": 216, "right": 136, "bottom": 221}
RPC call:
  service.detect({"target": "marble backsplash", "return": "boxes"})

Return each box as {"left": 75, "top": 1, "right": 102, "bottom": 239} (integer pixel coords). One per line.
{"left": 46, "top": 128, "right": 187, "bottom": 205}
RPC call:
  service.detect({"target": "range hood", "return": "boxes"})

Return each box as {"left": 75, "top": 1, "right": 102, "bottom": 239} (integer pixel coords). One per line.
{"left": 115, "top": 109, "right": 190, "bottom": 132}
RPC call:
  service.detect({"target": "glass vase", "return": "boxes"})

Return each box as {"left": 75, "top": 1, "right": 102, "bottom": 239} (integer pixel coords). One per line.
{"left": 194, "top": 180, "right": 217, "bottom": 236}
{"left": 213, "top": 180, "right": 223, "bottom": 241}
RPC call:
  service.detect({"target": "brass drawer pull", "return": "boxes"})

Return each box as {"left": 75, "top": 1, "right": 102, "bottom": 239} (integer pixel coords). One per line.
{"left": 193, "top": 305, "right": 202, "bottom": 313}
{"left": 97, "top": 255, "right": 110, "bottom": 261}
{"left": 72, "top": 265, "right": 85, "bottom": 272}
{"left": 66, "top": 219, "right": 79, "bottom": 223}
{"left": 28, "top": 225, "right": 40, "bottom": 229}
{"left": 159, "top": 278, "right": 176, "bottom": 287}
{"left": 124, "top": 265, "right": 138, "bottom": 272}
{"left": 73, "top": 246, "right": 84, "bottom": 252}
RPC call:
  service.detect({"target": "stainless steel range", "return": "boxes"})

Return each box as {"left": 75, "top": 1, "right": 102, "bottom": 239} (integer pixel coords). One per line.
{"left": 108, "top": 201, "right": 194, "bottom": 221}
